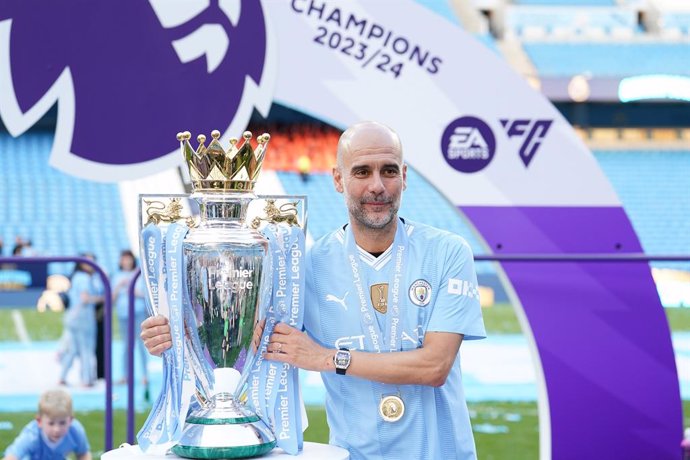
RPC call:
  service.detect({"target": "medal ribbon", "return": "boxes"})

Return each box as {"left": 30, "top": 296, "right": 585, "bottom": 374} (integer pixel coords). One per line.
{"left": 344, "top": 219, "right": 409, "bottom": 354}
{"left": 344, "top": 220, "right": 410, "bottom": 423}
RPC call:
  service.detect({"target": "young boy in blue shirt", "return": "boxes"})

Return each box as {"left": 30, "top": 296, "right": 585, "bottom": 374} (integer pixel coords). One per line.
{"left": 3, "top": 389, "right": 91, "bottom": 460}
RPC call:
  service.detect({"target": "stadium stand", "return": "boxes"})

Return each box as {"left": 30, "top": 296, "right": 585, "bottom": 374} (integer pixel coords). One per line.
{"left": 523, "top": 42, "right": 690, "bottom": 77}
{"left": 0, "top": 132, "right": 129, "bottom": 275}
{"left": 260, "top": 125, "right": 341, "bottom": 173}
{"left": 594, "top": 149, "right": 690, "bottom": 270}
{"left": 504, "top": 5, "right": 639, "bottom": 39}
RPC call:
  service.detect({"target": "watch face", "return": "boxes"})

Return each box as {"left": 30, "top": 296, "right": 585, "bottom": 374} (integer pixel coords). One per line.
{"left": 334, "top": 350, "right": 350, "bottom": 368}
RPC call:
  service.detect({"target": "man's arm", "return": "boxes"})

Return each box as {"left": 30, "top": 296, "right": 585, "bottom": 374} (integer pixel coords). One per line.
{"left": 266, "top": 323, "right": 463, "bottom": 387}
{"left": 3, "top": 455, "right": 19, "bottom": 460}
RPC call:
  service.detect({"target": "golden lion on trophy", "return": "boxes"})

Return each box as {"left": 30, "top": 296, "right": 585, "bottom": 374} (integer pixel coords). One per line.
{"left": 251, "top": 199, "right": 299, "bottom": 228}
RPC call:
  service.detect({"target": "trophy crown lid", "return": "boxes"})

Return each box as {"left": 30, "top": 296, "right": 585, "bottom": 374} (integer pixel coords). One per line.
{"left": 179, "top": 129, "right": 270, "bottom": 193}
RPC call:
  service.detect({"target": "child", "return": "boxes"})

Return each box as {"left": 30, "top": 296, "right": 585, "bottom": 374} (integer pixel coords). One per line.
{"left": 3, "top": 389, "right": 91, "bottom": 460}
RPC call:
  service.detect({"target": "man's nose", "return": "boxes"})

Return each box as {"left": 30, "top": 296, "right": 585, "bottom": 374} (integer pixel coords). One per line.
{"left": 368, "top": 171, "right": 385, "bottom": 193}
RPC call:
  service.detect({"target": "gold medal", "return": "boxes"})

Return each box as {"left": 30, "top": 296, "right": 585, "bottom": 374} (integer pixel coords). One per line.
{"left": 379, "top": 394, "right": 405, "bottom": 422}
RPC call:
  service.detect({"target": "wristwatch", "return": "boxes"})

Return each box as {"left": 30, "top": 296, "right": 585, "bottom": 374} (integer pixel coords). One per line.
{"left": 333, "top": 348, "right": 351, "bottom": 375}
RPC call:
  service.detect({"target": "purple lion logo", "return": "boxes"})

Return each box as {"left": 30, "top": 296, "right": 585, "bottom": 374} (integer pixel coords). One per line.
{"left": 0, "top": 0, "right": 271, "bottom": 181}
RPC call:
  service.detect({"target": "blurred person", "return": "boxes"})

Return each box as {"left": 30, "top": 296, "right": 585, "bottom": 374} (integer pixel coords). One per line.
{"left": 142, "top": 121, "right": 486, "bottom": 459}
{"left": 10, "top": 236, "right": 29, "bottom": 256}
{"left": 21, "top": 239, "right": 36, "bottom": 256}
{"left": 296, "top": 152, "right": 312, "bottom": 182}
{"left": 59, "top": 254, "right": 102, "bottom": 387}
{"left": 111, "top": 249, "right": 148, "bottom": 385}
{"left": 2, "top": 388, "right": 91, "bottom": 460}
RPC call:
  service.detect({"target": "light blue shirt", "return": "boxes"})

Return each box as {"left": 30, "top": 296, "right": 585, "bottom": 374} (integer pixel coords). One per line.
{"left": 65, "top": 272, "right": 97, "bottom": 330}
{"left": 111, "top": 269, "right": 146, "bottom": 318}
{"left": 304, "top": 219, "right": 486, "bottom": 460}
{"left": 4, "top": 419, "right": 90, "bottom": 460}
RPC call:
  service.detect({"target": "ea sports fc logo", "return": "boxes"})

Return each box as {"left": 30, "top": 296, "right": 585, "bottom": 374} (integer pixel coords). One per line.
{"left": 409, "top": 279, "right": 432, "bottom": 307}
{"left": 441, "top": 116, "right": 496, "bottom": 173}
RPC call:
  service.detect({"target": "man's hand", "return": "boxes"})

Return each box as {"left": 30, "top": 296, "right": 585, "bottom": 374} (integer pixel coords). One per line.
{"left": 140, "top": 315, "right": 171, "bottom": 356}
{"left": 252, "top": 318, "right": 266, "bottom": 352}
{"left": 264, "top": 323, "right": 334, "bottom": 372}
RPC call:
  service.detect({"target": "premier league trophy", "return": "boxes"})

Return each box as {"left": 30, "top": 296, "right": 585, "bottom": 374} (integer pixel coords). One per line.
{"left": 138, "top": 130, "right": 306, "bottom": 458}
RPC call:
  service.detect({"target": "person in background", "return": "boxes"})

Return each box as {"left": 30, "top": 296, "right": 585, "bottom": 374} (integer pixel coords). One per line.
{"left": 2, "top": 388, "right": 91, "bottom": 460}
{"left": 59, "top": 254, "right": 102, "bottom": 387}
{"left": 112, "top": 249, "right": 148, "bottom": 385}
{"left": 296, "top": 152, "right": 312, "bottom": 182}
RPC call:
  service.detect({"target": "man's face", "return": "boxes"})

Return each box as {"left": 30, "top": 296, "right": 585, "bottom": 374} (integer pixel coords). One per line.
{"left": 334, "top": 129, "right": 407, "bottom": 231}
{"left": 37, "top": 414, "right": 72, "bottom": 443}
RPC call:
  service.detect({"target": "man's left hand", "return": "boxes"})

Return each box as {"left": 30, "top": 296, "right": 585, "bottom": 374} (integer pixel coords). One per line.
{"left": 264, "top": 322, "right": 334, "bottom": 372}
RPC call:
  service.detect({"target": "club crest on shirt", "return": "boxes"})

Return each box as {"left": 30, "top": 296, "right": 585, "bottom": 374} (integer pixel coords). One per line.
{"left": 409, "top": 279, "right": 432, "bottom": 307}
{"left": 370, "top": 283, "right": 388, "bottom": 314}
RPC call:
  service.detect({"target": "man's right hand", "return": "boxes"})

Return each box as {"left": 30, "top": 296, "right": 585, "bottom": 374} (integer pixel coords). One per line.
{"left": 140, "top": 315, "right": 172, "bottom": 356}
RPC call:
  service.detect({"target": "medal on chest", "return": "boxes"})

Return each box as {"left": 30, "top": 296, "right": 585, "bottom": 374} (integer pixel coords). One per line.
{"left": 379, "top": 394, "right": 405, "bottom": 422}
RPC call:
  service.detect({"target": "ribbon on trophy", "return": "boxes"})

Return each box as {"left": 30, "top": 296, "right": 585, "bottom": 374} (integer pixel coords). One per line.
{"left": 138, "top": 222, "right": 212, "bottom": 453}
{"left": 240, "top": 223, "right": 305, "bottom": 454}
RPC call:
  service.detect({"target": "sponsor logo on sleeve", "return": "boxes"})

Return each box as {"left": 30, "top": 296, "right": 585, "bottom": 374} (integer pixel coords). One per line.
{"left": 448, "top": 278, "right": 479, "bottom": 299}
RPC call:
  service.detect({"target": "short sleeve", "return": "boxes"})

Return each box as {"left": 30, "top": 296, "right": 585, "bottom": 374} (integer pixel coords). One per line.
{"left": 5, "top": 420, "right": 38, "bottom": 458}
{"left": 426, "top": 238, "right": 486, "bottom": 340}
{"left": 70, "top": 419, "right": 90, "bottom": 455}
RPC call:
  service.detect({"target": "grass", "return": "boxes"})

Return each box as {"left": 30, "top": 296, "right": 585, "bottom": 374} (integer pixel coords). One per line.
{"left": 665, "top": 307, "right": 690, "bottom": 331}
{"left": 0, "top": 403, "right": 537, "bottom": 459}
{"left": 482, "top": 303, "right": 523, "bottom": 334}
{"left": 3, "top": 304, "right": 689, "bottom": 341}
{"left": 481, "top": 303, "right": 690, "bottom": 335}
{"left": 0, "top": 310, "right": 19, "bottom": 341}
{"left": 2, "top": 304, "right": 690, "bottom": 459}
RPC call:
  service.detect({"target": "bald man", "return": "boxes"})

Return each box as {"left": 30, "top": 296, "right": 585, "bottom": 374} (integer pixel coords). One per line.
{"left": 142, "top": 121, "right": 486, "bottom": 459}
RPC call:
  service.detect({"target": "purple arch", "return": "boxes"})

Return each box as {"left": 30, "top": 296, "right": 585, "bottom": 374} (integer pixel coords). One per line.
{"left": 462, "top": 205, "right": 682, "bottom": 459}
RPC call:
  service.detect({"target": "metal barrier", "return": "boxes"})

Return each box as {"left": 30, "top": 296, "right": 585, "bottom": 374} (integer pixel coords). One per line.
{"left": 0, "top": 256, "right": 114, "bottom": 451}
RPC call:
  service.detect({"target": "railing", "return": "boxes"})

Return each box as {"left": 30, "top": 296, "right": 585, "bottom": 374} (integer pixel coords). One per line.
{"left": 0, "top": 256, "right": 114, "bottom": 451}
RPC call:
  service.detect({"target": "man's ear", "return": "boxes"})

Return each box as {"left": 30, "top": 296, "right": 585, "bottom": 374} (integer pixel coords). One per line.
{"left": 402, "top": 163, "right": 408, "bottom": 191}
{"left": 333, "top": 167, "right": 344, "bottom": 193}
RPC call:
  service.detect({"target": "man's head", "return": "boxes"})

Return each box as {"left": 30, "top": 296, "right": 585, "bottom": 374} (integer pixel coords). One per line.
{"left": 36, "top": 389, "right": 73, "bottom": 443}
{"left": 334, "top": 121, "right": 407, "bottom": 233}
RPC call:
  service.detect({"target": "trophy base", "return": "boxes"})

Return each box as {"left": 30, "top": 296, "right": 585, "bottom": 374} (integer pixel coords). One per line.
{"left": 172, "top": 393, "right": 276, "bottom": 459}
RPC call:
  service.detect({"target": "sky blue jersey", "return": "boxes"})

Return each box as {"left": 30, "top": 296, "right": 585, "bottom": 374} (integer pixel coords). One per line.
{"left": 304, "top": 218, "right": 486, "bottom": 460}
{"left": 4, "top": 419, "right": 90, "bottom": 460}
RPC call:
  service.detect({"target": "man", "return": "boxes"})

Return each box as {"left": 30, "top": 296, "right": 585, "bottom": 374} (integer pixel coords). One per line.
{"left": 142, "top": 121, "right": 486, "bottom": 459}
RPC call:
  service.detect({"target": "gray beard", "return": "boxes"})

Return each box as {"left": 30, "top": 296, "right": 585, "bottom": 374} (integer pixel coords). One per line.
{"left": 348, "top": 202, "right": 398, "bottom": 230}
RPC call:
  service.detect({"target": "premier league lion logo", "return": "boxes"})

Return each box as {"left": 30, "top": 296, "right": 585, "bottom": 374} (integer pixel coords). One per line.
{"left": 0, "top": 0, "right": 272, "bottom": 181}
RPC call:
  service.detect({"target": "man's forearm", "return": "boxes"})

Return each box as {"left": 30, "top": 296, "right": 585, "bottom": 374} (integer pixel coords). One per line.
{"left": 342, "top": 332, "right": 463, "bottom": 386}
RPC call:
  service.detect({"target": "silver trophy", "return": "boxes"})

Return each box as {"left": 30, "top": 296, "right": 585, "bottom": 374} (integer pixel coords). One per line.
{"left": 139, "top": 130, "right": 305, "bottom": 459}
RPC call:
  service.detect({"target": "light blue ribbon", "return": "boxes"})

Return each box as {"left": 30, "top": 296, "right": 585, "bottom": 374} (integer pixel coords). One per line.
{"left": 138, "top": 223, "right": 191, "bottom": 453}
{"left": 249, "top": 224, "right": 305, "bottom": 454}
